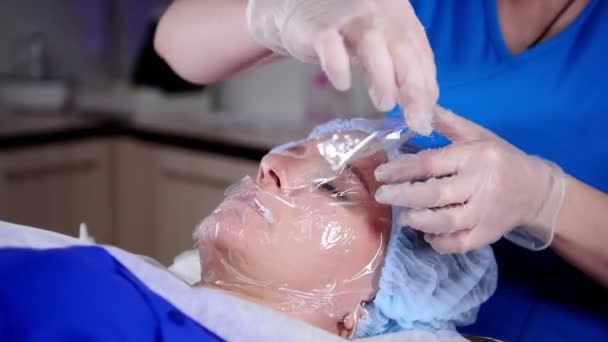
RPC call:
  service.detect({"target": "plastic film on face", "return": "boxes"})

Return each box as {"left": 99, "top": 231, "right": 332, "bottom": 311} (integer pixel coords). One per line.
{"left": 193, "top": 118, "right": 412, "bottom": 323}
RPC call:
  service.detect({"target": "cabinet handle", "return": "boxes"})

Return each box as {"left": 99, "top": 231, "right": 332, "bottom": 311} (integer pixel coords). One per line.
{"left": 161, "top": 168, "right": 229, "bottom": 188}
{"left": 4, "top": 160, "right": 99, "bottom": 182}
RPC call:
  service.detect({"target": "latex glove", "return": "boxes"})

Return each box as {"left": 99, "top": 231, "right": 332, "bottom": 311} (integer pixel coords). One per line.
{"left": 374, "top": 107, "right": 567, "bottom": 254}
{"left": 246, "top": 0, "right": 438, "bottom": 135}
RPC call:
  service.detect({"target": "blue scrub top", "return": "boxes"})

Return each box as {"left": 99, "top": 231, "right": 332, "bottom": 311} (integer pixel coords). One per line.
{"left": 406, "top": 1, "right": 608, "bottom": 340}
{"left": 0, "top": 246, "right": 224, "bottom": 342}
{"left": 411, "top": 0, "right": 608, "bottom": 191}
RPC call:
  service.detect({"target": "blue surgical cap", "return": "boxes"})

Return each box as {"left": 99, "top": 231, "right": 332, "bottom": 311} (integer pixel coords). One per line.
{"left": 274, "top": 118, "right": 498, "bottom": 338}
{"left": 355, "top": 225, "right": 497, "bottom": 337}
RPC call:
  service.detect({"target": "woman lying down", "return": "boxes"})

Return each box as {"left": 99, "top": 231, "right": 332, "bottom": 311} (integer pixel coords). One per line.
{"left": 0, "top": 119, "right": 497, "bottom": 341}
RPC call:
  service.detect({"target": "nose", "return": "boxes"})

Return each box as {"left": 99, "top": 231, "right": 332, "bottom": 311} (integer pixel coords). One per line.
{"left": 257, "top": 154, "right": 285, "bottom": 190}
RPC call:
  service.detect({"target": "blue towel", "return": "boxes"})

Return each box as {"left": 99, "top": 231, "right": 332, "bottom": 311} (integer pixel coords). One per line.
{"left": 0, "top": 246, "right": 223, "bottom": 342}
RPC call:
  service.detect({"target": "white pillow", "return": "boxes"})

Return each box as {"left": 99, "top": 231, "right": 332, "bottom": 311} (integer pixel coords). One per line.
{"left": 168, "top": 249, "right": 201, "bottom": 285}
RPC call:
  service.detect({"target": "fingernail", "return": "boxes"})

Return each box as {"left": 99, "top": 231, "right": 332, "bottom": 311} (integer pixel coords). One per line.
{"left": 320, "top": 59, "right": 350, "bottom": 92}
{"left": 424, "top": 234, "right": 434, "bottom": 243}
{"left": 418, "top": 122, "right": 433, "bottom": 136}
{"left": 374, "top": 165, "right": 388, "bottom": 181}
{"left": 408, "top": 116, "right": 433, "bottom": 136}
{"left": 404, "top": 105, "right": 434, "bottom": 136}
{"left": 337, "top": 77, "right": 351, "bottom": 91}
{"left": 370, "top": 87, "right": 395, "bottom": 111}
{"left": 375, "top": 186, "right": 389, "bottom": 203}
{"left": 332, "top": 70, "right": 351, "bottom": 92}
{"left": 370, "top": 86, "right": 382, "bottom": 109}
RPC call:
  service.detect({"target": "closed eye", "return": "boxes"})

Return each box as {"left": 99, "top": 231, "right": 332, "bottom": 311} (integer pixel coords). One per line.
{"left": 285, "top": 144, "right": 306, "bottom": 156}
{"left": 319, "top": 181, "right": 348, "bottom": 200}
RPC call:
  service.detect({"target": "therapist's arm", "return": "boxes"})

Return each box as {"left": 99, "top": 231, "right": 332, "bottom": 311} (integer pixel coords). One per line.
{"left": 154, "top": 0, "right": 274, "bottom": 84}
{"left": 551, "top": 176, "right": 608, "bottom": 287}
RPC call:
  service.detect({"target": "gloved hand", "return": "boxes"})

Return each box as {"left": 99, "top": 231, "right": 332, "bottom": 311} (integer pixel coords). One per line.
{"left": 374, "top": 107, "right": 567, "bottom": 254}
{"left": 246, "top": 0, "right": 438, "bottom": 135}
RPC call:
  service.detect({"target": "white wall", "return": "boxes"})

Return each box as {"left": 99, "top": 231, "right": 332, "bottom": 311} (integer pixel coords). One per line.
{"left": 220, "top": 60, "right": 376, "bottom": 124}
{"left": 219, "top": 60, "right": 311, "bottom": 123}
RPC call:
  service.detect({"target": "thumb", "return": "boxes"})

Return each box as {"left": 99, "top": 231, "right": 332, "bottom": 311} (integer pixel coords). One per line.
{"left": 432, "top": 106, "right": 494, "bottom": 143}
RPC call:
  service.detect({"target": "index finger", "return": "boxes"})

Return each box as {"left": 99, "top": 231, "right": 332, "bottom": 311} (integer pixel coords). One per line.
{"left": 314, "top": 29, "right": 352, "bottom": 91}
{"left": 391, "top": 39, "right": 434, "bottom": 135}
{"left": 374, "top": 143, "right": 467, "bottom": 183}
{"left": 433, "top": 106, "right": 495, "bottom": 143}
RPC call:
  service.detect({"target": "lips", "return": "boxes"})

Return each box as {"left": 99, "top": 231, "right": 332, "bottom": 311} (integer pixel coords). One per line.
{"left": 221, "top": 177, "right": 278, "bottom": 225}
{"left": 222, "top": 189, "right": 269, "bottom": 223}
{"left": 225, "top": 183, "right": 258, "bottom": 208}
{"left": 229, "top": 190, "right": 257, "bottom": 204}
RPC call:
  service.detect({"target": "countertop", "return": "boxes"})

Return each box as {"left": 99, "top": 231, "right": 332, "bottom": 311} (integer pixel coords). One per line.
{"left": 0, "top": 110, "right": 316, "bottom": 161}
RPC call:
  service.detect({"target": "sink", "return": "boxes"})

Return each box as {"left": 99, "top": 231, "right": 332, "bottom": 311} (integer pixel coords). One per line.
{"left": 0, "top": 78, "right": 69, "bottom": 111}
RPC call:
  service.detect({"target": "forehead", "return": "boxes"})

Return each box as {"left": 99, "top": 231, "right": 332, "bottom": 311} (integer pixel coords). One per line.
{"left": 313, "top": 131, "right": 387, "bottom": 170}
{"left": 314, "top": 130, "right": 372, "bottom": 150}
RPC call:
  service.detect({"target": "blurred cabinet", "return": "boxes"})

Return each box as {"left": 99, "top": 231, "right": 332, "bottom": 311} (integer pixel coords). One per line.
{"left": 0, "top": 140, "right": 114, "bottom": 243}
{"left": 0, "top": 137, "right": 259, "bottom": 264}
{"left": 114, "top": 139, "right": 259, "bottom": 264}
{"left": 155, "top": 146, "right": 259, "bottom": 264}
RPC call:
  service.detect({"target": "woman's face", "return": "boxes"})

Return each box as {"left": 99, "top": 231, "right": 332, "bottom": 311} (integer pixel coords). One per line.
{"left": 195, "top": 131, "right": 391, "bottom": 328}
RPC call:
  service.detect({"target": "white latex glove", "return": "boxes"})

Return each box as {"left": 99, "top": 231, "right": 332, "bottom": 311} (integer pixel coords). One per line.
{"left": 246, "top": 0, "right": 438, "bottom": 135}
{"left": 374, "top": 107, "right": 567, "bottom": 254}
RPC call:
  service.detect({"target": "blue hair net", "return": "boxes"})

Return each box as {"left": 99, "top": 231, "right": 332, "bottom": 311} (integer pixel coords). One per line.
{"left": 274, "top": 118, "right": 498, "bottom": 338}
{"left": 355, "top": 226, "right": 497, "bottom": 337}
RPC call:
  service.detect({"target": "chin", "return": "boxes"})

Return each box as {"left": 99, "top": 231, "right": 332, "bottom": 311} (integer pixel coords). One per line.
{"left": 196, "top": 208, "right": 264, "bottom": 264}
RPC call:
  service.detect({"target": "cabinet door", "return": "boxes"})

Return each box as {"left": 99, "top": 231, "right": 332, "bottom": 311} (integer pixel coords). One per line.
{"left": 0, "top": 140, "right": 114, "bottom": 243}
{"left": 112, "top": 138, "right": 158, "bottom": 257}
{"left": 112, "top": 139, "right": 259, "bottom": 265}
{"left": 155, "top": 146, "right": 259, "bottom": 264}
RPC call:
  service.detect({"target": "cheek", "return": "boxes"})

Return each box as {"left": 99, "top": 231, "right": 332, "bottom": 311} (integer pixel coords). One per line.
{"left": 199, "top": 191, "right": 389, "bottom": 291}
{"left": 319, "top": 208, "right": 390, "bottom": 277}
{"left": 272, "top": 201, "right": 386, "bottom": 273}
{"left": 271, "top": 199, "right": 350, "bottom": 251}
{"left": 271, "top": 192, "right": 387, "bottom": 249}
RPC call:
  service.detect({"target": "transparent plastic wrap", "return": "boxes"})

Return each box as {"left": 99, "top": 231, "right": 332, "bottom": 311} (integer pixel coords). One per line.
{"left": 194, "top": 118, "right": 408, "bottom": 337}
{"left": 193, "top": 118, "right": 497, "bottom": 338}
